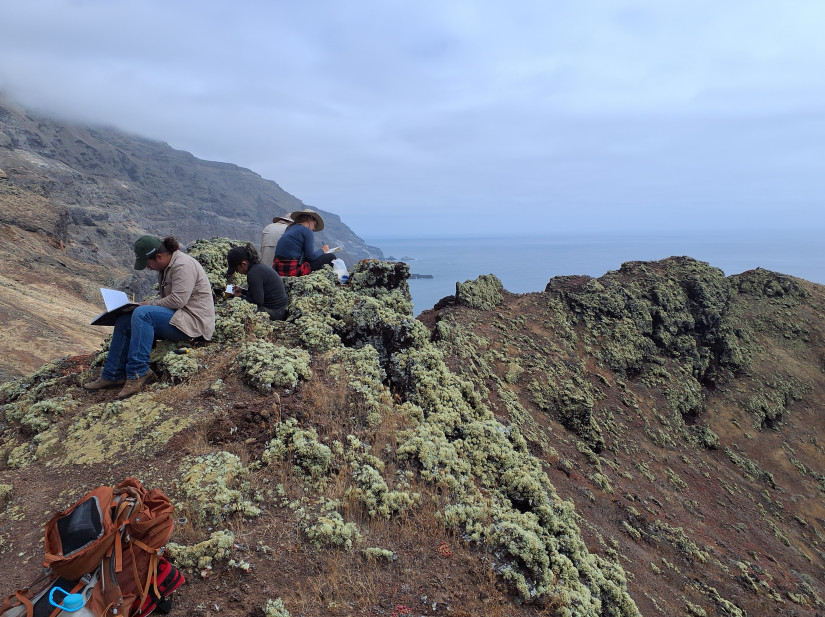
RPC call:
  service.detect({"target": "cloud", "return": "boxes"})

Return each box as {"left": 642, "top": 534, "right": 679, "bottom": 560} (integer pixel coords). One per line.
{"left": 1, "top": 0, "right": 824, "bottom": 237}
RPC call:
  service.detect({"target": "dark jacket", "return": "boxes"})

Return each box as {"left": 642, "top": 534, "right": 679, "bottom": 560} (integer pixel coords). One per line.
{"left": 243, "top": 262, "right": 289, "bottom": 311}
{"left": 275, "top": 224, "right": 324, "bottom": 262}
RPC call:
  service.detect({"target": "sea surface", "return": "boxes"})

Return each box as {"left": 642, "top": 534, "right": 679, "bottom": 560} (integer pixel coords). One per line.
{"left": 366, "top": 231, "right": 825, "bottom": 315}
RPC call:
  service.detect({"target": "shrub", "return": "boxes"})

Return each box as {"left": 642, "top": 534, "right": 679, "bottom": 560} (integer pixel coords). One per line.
{"left": 232, "top": 342, "right": 312, "bottom": 392}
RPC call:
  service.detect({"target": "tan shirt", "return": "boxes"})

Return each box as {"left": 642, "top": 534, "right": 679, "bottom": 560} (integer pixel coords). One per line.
{"left": 148, "top": 250, "right": 216, "bottom": 340}
{"left": 261, "top": 221, "right": 290, "bottom": 267}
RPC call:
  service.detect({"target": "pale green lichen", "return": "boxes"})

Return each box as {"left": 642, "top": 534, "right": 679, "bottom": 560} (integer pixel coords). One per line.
{"left": 0, "top": 484, "right": 12, "bottom": 505}
{"left": 7, "top": 442, "right": 33, "bottom": 469}
{"left": 528, "top": 372, "right": 604, "bottom": 452}
{"left": 347, "top": 462, "right": 420, "bottom": 518}
{"left": 294, "top": 498, "right": 361, "bottom": 550}
{"left": 5, "top": 397, "right": 69, "bottom": 435}
{"left": 186, "top": 236, "right": 248, "bottom": 297}
{"left": 46, "top": 397, "right": 197, "bottom": 466}
{"left": 263, "top": 598, "right": 292, "bottom": 617}
{"left": 160, "top": 351, "right": 199, "bottom": 381}
{"left": 725, "top": 446, "right": 777, "bottom": 488}
{"left": 392, "top": 343, "right": 640, "bottom": 612}
{"left": 692, "top": 425, "right": 720, "bottom": 450}
{"left": 261, "top": 419, "right": 332, "bottom": 485}
{"left": 456, "top": 274, "right": 503, "bottom": 310}
{"left": 232, "top": 342, "right": 312, "bottom": 392}
{"left": 213, "top": 297, "right": 276, "bottom": 343}
{"left": 363, "top": 547, "right": 396, "bottom": 561}
{"left": 1, "top": 361, "right": 80, "bottom": 451}
{"left": 745, "top": 377, "right": 810, "bottom": 429}
{"left": 176, "top": 451, "right": 261, "bottom": 523}
{"left": 0, "top": 359, "right": 64, "bottom": 407}
{"left": 546, "top": 258, "right": 754, "bottom": 383}
{"left": 165, "top": 529, "right": 235, "bottom": 570}
{"left": 649, "top": 520, "right": 709, "bottom": 564}
{"left": 327, "top": 345, "right": 392, "bottom": 426}
{"left": 347, "top": 260, "right": 412, "bottom": 307}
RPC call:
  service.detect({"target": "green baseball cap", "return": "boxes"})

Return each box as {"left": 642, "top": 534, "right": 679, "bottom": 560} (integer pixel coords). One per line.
{"left": 133, "top": 235, "right": 162, "bottom": 270}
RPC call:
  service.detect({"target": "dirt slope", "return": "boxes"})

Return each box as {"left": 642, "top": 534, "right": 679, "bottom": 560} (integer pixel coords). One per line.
{"left": 0, "top": 179, "right": 113, "bottom": 380}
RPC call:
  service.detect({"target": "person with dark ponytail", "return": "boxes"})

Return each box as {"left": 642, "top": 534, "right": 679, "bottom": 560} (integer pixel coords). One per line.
{"left": 225, "top": 243, "right": 290, "bottom": 321}
{"left": 84, "top": 235, "right": 215, "bottom": 398}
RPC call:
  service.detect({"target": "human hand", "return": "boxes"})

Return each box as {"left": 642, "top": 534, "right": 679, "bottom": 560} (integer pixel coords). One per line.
{"left": 322, "top": 244, "right": 329, "bottom": 252}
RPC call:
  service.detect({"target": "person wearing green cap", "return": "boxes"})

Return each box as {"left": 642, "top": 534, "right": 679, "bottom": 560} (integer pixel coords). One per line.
{"left": 84, "top": 235, "right": 215, "bottom": 398}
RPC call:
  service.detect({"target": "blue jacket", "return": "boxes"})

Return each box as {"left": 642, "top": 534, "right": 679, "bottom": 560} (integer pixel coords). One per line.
{"left": 275, "top": 224, "right": 324, "bottom": 262}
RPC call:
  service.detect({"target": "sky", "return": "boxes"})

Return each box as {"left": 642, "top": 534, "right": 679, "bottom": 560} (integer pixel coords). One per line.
{"left": 1, "top": 0, "right": 823, "bottom": 239}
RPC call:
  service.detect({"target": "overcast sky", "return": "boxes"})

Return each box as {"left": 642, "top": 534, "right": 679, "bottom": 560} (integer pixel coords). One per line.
{"left": 1, "top": 0, "right": 823, "bottom": 238}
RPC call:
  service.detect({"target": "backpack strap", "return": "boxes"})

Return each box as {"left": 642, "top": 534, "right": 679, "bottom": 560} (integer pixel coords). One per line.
{"left": 126, "top": 538, "right": 161, "bottom": 612}
{"left": 0, "top": 590, "right": 34, "bottom": 617}
{"left": 0, "top": 570, "right": 53, "bottom": 617}
{"left": 110, "top": 498, "right": 140, "bottom": 576}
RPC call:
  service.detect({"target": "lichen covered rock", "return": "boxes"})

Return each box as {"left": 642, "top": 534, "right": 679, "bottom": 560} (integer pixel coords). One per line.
{"left": 165, "top": 529, "right": 235, "bottom": 570}
{"left": 213, "top": 297, "right": 276, "bottom": 343}
{"left": 545, "top": 257, "right": 753, "bottom": 383}
{"left": 456, "top": 273, "right": 504, "bottom": 309}
{"left": 261, "top": 418, "right": 332, "bottom": 484}
{"left": 176, "top": 451, "right": 261, "bottom": 523}
{"left": 187, "top": 236, "right": 247, "bottom": 297}
{"left": 232, "top": 342, "right": 312, "bottom": 392}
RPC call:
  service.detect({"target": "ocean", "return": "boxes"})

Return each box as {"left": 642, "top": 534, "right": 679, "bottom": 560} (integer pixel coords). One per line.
{"left": 366, "top": 230, "right": 825, "bottom": 315}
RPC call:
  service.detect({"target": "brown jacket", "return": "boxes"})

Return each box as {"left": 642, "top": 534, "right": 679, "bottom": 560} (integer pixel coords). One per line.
{"left": 148, "top": 250, "right": 215, "bottom": 340}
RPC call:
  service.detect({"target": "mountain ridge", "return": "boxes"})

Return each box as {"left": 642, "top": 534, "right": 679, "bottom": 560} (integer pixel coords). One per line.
{"left": 0, "top": 93, "right": 381, "bottom": 280}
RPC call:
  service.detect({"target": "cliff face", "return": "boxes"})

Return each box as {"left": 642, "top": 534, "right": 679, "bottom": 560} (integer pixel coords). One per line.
{"left": 1, "top": 248, "right": 823, "bottom": 617}
{"left": 0, "top": 94, "right": 381, "bottom": 285}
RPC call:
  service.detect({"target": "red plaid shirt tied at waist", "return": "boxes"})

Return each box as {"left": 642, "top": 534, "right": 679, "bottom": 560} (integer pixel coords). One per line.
{"left": 273, "top": 257, "right": 311, "bottom": 277}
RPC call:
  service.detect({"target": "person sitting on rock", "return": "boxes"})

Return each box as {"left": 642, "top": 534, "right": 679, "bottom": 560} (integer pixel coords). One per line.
{"left": 225, "top": 244, "right": 290, "bottom": 321}
{"left": 83, "top": 235, "right": 215, "bottom": 398}
{"left": 260, "top": 214, "right": 293, "bottom": 268}
{"left": 273, "top": 209, "right": 335, "bottom": 276}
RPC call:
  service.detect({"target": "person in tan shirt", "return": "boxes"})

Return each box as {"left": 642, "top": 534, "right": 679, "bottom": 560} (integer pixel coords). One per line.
{"left": 84, "top": 235, "right": 215, "bottom": 398}
{"left": 260, "top": 214, "right": 292, "bottom": 268}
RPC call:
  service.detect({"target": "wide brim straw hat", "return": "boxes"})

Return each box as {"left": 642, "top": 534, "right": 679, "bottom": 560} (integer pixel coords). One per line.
{"left": 290, "top": 208, "right": 325, "bottom": 231}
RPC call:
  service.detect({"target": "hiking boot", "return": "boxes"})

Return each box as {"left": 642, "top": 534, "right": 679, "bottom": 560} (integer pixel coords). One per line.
{"left": 116, "top": 370, "right": 157, "bottom": 399}
{"left": 83, "top": 376, "right": 126, "bottom": 391}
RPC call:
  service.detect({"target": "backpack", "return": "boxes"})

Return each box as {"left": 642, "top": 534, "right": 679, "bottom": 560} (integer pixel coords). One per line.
{"left": 0, "top": 478, "right": 183, "bottom": 617}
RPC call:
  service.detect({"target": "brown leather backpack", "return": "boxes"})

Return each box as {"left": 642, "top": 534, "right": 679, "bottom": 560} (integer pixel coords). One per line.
{"left": 0, "top": 478, "right": 176, "bottom": 617}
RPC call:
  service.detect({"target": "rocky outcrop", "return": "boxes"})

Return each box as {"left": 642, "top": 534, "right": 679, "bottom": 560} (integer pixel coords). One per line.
{"left": 429, "top": 259, "right": 825, "bottom": 617}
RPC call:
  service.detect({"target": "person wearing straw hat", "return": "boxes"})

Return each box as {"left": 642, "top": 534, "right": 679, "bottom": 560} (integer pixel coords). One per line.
{"left": 273, "top": 208, "right": 336, "bottom": 276}
{"left": 83, "top": 235, "right": 215, "bottom": 398}
{"left": 260, "top": 213, "right": 293, "bottom": 268}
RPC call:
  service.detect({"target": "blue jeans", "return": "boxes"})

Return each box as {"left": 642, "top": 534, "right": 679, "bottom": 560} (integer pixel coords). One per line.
{"left": 101, "top": 306, "right": 189, "bottom": 380}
